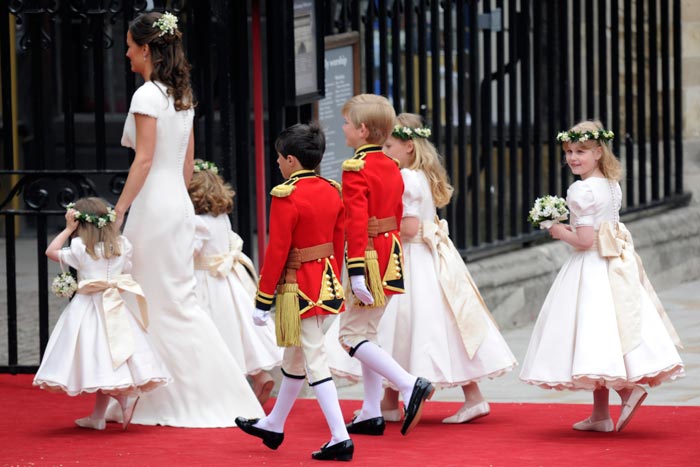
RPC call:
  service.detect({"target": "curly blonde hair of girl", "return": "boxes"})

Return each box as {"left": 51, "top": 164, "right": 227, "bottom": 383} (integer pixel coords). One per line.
{"left": 396, "top": 113, "right": 454, "bottom": 208}
{"left": 73, "top": 197, "right": 122, "bottom": 260}
{"left": 563, "top": 120, "right": 623, "bottom": 181}
{"left": 188, "top": 160, "right": 235, "bottom": 215}
{"left": 129, "top": 12, "right": 195, "bottom": 111}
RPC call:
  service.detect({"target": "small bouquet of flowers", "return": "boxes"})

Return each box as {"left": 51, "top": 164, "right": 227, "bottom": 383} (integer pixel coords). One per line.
{"left": 528, "top": 195, "right": 569, "bottom": 229}
{"left": 52, "top": 271, "right": 77, "bottom": 298}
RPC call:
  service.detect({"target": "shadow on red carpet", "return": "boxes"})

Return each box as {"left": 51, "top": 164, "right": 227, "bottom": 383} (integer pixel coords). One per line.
{"left": 2, "top": 374, "right": 698, "bottom": 466}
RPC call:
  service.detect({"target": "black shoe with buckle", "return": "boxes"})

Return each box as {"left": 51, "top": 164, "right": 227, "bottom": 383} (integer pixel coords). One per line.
{"left": 345, "top": 416, "right": 385, "bottom": 436}
{"left": 401, "top": 377, "right": 435, "bottom": 435}
{"left": 235, "top": 417, "right": 284, "bottom": 450}
{"left": 311, "top": 439, "right": 354, "bottom": 461}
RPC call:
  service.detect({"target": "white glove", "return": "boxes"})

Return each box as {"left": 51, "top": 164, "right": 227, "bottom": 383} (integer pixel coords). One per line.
{"left": 253, "top": 308, "right": 270, "bottom": 326}
{"left": 350, "top": 275, "right": 374, "bottom": 306}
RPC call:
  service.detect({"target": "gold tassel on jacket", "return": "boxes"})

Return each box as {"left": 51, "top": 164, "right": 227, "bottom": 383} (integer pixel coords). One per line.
{"left": 364, "top": 249, "right": 386, "bottom": 307}
{"left": 275, "top": 283, "right": 301, "bottom": 347}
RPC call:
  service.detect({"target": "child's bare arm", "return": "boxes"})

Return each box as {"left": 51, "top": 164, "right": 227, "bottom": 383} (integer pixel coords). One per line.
{"left": 400, "top": 216, "right": 420, "bottom": 239}
{"left": 46, "top": 210, "right": 78, "bottom": 262}
{"left": 549, "top": 223, "right": 595, "bottom": 250}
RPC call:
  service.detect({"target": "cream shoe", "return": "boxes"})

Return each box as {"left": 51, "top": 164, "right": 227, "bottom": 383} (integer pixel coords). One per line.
{"left": 442, "top": 401, "right": 490, "bottom": 424}
{"left": 75, "top": 416, "right": 106, "bottom": 430}
{"left": 120, "top": 396, "right": 140, "bottom": 431}
{"left": 616, "top": 385, "right": 648, "bottom": 432}
{"left": 572, "top": 417, "right": 614, "bottom": 432}
{"left": 353, "top": 408, "right": 403, "bottom": 422}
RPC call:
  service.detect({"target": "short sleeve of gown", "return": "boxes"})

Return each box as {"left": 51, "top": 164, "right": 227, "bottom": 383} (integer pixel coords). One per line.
{"left": 58, "top": 237, "right": 86, "bottom": 271}
{"left": 193, "top": 216, "right": 211, "bottom": 256}
{"left": 129, "top": 82, "right": 166, "bottom": 118}
{"left": 121, "top": 83, "right": 166, "bottom": 149}
{"left": 567, "top": 180, "right": 596, "bottom": 227}
{"left": 120, "top": 236, "right": 133, "bottom": 273}
{"left": 401, "top": 169, "right": 423, "bottom": 218}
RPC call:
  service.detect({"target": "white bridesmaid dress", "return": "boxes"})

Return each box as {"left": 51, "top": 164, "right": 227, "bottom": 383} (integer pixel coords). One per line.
{"left": 117, "top": 81, "right": 264, "bottom": 427}
{"left": 519, "top": 177, "right": 684, "bottom": 390}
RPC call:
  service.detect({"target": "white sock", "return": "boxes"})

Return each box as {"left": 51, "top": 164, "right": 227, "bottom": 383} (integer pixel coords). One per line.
{"left": 355, "top": 362, "right": 383, "bottom": 421}
{"left": 312, "top": 380, "right": 350, "bottom": 445}
{"left": 353, "top": 342, "right": 417, "bottom": 405}
{"left": 256, "top": 375, "right": 304, "bottom": 433}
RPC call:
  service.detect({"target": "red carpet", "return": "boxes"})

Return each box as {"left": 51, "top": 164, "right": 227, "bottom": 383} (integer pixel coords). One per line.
{"left": 2, "top": 374, "right": 699, "bottom": 466}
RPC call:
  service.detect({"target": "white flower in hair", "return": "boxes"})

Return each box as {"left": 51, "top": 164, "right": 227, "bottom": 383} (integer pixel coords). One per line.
{"left": 153, "top": 12, "right": 178, "bottom": 37}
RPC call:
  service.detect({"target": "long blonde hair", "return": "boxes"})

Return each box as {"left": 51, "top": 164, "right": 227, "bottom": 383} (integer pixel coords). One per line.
{"left": 188, "top": 159, "right": 235, "bottom": 215}
{"left": 73, "top": 197, "right": 121, "bottom": 260}
{"left": 563, "top": 120, "right": 623, "bottom": 181}
{"left": 396, "top": 113, "right": 454, "bottom": 208}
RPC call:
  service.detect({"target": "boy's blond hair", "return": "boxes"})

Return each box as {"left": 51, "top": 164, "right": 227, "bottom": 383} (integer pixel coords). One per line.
{"left": 73, "top": 197, "right": 122, "bottom": 260}
{"left": 188, "top": 159, "right": 235, "bottom": 216}
{"left": 563, "top": 120, "right": 623, "bottom": 181}
{"left": 342, "top": 94, "right": 396, "bottom": 145}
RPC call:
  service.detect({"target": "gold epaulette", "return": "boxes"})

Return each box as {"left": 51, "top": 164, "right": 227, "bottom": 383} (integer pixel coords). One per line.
{"left": 270, "top": 182, "right": 297, "bottom": 198}
{"left": 342, "top": 159, "right": 365, "bottom": 172}
{"left": 322, "top": 177, "right": 342, "bottom": 194}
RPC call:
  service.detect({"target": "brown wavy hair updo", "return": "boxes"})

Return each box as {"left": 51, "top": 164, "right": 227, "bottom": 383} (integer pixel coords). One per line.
{"left": 188, "top": 159, "right": 236, "bottom": 216}
{"left": 129, "top": 11, "right": 195, "bottom": 111}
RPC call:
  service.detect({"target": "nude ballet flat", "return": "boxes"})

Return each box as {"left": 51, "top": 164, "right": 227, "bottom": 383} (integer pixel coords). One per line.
{"left": 253, "top": 374, "right": 275, "bottom": 406}
{"left": 572, "top": 417, "right": 614, "bottom": 432}
{"left": 442, "top": 401, "right": 490, "bottom": 424}
{"left": 121, "top": 396, "right": 140, "bottom": 431}
{"left": 353, "top": 407, "right": 403, "bottom": 422}
{"left": 75, "top": 416, "right": 106, "bottom": 430}
{"left": 616, "top": 385, "right": 648, "bottom": 432}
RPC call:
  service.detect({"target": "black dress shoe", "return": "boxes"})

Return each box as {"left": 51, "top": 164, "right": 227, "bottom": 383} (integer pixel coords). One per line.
{"left": 311, "top": 439, "right": 354, "bottom": 461}
{"left": 401, "top": 377, "right": 435, "bottom": 435}
{"left": 235, "top": 417, "right": 284, "bottom": 450}
{"left": 345, "top": 416, "right": 385, "bottom": 435}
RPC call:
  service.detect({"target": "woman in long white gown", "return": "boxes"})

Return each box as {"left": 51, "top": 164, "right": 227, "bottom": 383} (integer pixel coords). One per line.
{"left": 112, "top": 11, "right": 263, "bottom": 427}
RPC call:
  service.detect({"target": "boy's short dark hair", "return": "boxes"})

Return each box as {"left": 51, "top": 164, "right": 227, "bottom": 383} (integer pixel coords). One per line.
{"left": 275, "top": 123, "right": 326, "bottom": 170}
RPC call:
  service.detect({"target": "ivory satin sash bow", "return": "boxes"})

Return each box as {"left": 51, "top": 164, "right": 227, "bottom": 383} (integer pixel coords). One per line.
{"left": 77, "top": 274, "right": 148, "bottom": 369}
{"left": 597, "top": 221, "right": 682, "bottom": 354}
{"left": 422, "top": 218, "right": 499, "bottom": 358}
{"left": 201, "top": 232, "right": 258, "bottom": 297}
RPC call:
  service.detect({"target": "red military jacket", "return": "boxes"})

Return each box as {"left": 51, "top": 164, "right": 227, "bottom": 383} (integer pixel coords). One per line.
{"left": 255, "top": 170, "right": 345, "bottom": 318}
{"left": 342, "top": 144, "right": 405, "bottom": 295}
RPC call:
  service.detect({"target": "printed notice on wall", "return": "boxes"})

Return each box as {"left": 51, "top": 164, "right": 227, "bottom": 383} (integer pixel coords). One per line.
{"left": 318, "top": 43, "right": 355, "bottom": 183}
{"left": 293, "top": 0, "right": 317, "bottom": 97}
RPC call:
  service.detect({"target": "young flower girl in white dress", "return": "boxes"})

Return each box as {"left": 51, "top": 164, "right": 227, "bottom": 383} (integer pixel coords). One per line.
{"left": 519, "top": 120, "right": 685, "bottom": 432}
{"left": 188, "top": 160, "right": 282, "bottom": 405}
{"left": 34, "top": 197, "right": 171, "bottom": 430}
{"left": 328, "top": 113, "right": 517, "bottom": 423}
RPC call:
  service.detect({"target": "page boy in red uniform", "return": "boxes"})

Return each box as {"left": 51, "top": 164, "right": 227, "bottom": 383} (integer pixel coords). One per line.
{"left": 235, "top": 123, "right": 353, "bottom": 462}
{"left": 338, "top": 94, "right": 434, "bottom": 437}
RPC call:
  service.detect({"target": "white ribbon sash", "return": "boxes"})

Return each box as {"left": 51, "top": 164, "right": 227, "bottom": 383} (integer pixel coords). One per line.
{"left": 198, "top": 231, "right": 258, "bottom": 297}
{"left": 77, "top": 274, "right": 148, "bottom": 369}
{"left": 422, "top": 218, "right": 498, "bottom": 358}
{"left": 597, "top": 221, "right": 682, "bottom": 354}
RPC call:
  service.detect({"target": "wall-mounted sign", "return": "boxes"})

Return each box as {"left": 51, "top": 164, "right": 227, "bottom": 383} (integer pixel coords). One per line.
{"left": 316, "top": 32, "right": 361, "bottom": 183}
{"left": 284, "top": 0, "right": 324, "bottom": 105}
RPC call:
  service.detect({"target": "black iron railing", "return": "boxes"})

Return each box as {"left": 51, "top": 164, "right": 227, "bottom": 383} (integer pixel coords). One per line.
{"left": 1, "top": 0, "right": 691, "bottom": 373}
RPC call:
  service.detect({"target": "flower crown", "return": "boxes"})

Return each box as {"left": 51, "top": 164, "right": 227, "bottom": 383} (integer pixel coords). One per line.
{"left": 193, "top": 160, "right": 219, "bottom": 174}
{"left": 392, "top": 125, "right": 432, "bottom": 140}
{"left": 66, "top": 203, "right": 117, "bottom": 229}
{"left": 556, "top": 128, "right": 614, "bottom": 144}
{"left": 153, "top": 12, "right": 178, "bottom": 37}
